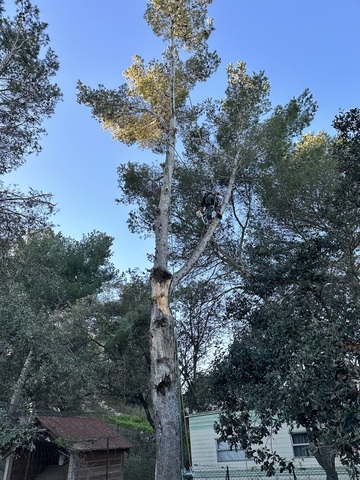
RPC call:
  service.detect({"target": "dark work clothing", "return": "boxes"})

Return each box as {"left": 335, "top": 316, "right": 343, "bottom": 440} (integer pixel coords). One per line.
{"left": 200, "top": 192, "right": 220, "bottom": 225}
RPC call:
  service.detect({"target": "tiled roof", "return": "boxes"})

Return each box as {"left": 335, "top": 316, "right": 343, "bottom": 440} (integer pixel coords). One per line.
{"left": 36, "top": 416, "right": 133, "bottom": 452}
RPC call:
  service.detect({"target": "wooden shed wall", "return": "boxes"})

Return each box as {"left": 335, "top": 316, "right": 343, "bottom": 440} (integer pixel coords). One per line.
{"left": 74, "top": 450, "right": 125, "bottom": 480}
{"left": 9, "top": 447, "right": 54, "bottom": 480}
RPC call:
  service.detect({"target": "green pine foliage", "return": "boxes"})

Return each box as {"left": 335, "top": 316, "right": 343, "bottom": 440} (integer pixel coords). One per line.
{"left": 212, "top": 109, "right": 360, "bottom": 479}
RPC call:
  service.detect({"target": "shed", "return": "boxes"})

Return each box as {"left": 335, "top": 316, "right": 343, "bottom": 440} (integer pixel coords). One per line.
{"left": 3, "top": 415, "right": 132, "bottom": 480}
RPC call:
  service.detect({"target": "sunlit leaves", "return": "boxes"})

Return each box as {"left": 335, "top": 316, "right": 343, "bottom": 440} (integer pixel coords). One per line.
{"left": 77, "top": 55, "right": 190, "bottom": 152}
{"left": 259, "top": 131, "right": 336, "bottom": 232}
{"left": 77, "top": 0, "right": 219, "bottom": 154}
{"left": 225, "top": 62, "right": 271, "bottom": 122}
{"left": 144, "top": 0, "right": 214, "bottom": 50}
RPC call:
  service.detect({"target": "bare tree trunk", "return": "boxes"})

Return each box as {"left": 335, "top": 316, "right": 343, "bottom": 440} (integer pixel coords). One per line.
{"left": 149, "top": 25, "right": 181, "bottom": 478}
{"left": 150, "top": 268, "right": 181, "bottom": 480}
{"left": 148, "top": 9, "right": 244, "bottom": 477}
{"left": 9, "top": 349, "right": 33, "bottom": 415}
{"left": 3, "top": 455, "right": 14, "bottom": 480}
{"left": 313, "top": 446, "right": 339, "bottom": 480}
{"left": 4, "top": 350, "right": 34, "bottom": 480}
{"left": 136, "top": 393, "right": 155, "bottom": 430}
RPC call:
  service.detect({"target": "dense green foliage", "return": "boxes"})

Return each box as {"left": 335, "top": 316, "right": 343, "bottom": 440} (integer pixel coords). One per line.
{"left": 76, "top": 3, "right": 323, "bottom": 479}
{"left": 0, "top": 0, "right": 61, "bottom": 242}
{"left": 78, "top": 2, "right": 222, "bottom": 479}
{"left": 212, "top": 109, "right": 360, "bottom": 479}
{"left": 0, "top": 230, "right": 118, "bottom": 413}
{"left": 88, "top": 272, "right": 154, "bottom": 427}
{"left": 2, "top": 3, "right": 358, "bottom": 480}
{"left": 12, "top": 230, "right": 116, "bottom": 311}
{"left": 0, "top": 0, "right": 61, "bottom": 172}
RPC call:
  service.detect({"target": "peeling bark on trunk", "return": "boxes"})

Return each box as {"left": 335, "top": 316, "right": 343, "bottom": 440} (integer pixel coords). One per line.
{"left": 150, "top": 267, "right": 181, "bottom": 480}
{"left": 313, "top": 446, "right": 339, "bottom": 480}
{"left": 148, "top": 25, "right": 182, "bottom": 480}
{"left": 150, "top": 139, "right": 242, "bottom": 480}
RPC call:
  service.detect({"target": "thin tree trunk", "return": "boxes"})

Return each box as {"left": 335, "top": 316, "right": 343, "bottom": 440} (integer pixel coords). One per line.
{"left": 313, "top": 446, "right": 339, "bottom": 480}
{"left": 4, "top": 350, "right": 34, "bottom": 480}
{"left": 136, "top": 393, "right": 155, "bottom": 430}
{"left": 9, "top": 349, "right": 33, "bottom": 415}
{"left": 3, "top": 455, "right": 14, "bottom": 480}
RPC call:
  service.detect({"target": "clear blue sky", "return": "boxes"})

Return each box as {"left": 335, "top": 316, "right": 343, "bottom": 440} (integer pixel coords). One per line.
{"left": 5, "top": 0, "right": 360, "bottom": 272}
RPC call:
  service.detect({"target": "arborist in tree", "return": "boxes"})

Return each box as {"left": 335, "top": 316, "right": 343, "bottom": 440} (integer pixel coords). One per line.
{"left": 196, "top": 191, "right": 222, "bottom": 226}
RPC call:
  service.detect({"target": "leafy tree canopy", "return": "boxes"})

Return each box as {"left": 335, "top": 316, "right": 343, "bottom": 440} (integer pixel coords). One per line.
{"left": 9, "top": 230, "right": 117, "bottom": 311}
{"left": 0, "top": 0, "right": 61, "bottom": 174}
{"left": 0, "top": 230, "right": 118, "bottom": 412}
{"left": 0, "top": 0, "right": 61, "bottom": 243}
{"left": 76, "top": 2, "right": 320, "bottom": 479}
{"left": 212, "top": 109, "right": 360, "bottom": 479}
